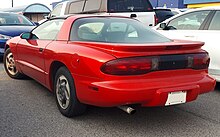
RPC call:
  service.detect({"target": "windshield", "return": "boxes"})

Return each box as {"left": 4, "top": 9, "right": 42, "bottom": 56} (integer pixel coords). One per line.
{"left": 71, "top": 17, "right": 171, "bottom": 44}
{"left": 108, "top": 0, "right": 153, "bottom": 13}
{"left": 0, "top": 13, "right": 34, "bottom": 26}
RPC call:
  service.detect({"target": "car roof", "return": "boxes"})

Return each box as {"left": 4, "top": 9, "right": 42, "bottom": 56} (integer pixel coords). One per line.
{"left": 0, "top": 11, "right": 21, "bottom": 15}
{"left": 52, "top": 14, "right": 132, "bottom": 20}
{"left": 177, "top": 6, "right": 220, "bottom": 14}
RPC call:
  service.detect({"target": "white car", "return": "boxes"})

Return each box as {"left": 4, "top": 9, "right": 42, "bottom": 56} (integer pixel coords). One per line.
{"left": 170, "top": 8, "right": 188, "bottom": 15}
{"left": 48, "top": 0, "right": 156, "bottom": 27}
{"left": 154, "top": 6, "right": 220, "bottom": 82}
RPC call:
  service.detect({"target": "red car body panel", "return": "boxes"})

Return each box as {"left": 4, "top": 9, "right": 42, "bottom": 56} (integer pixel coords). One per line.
{"left": 6, "top": 15, "right": 216, "bottom": 107}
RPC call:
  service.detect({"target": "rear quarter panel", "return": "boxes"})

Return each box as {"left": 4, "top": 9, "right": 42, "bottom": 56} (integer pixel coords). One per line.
{"left": 44, "top": 41, "right": 116, "bottom": 90}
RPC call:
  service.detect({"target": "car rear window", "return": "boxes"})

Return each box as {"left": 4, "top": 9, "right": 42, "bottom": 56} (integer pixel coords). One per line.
{"left": 70, "top": 17, "right": 171, "bottom": 44}
{"left": 155, "top": 9, "right": 174, "bottom": 15}
{"left": 108, "top": 0, "right": 153, "bottom": 13}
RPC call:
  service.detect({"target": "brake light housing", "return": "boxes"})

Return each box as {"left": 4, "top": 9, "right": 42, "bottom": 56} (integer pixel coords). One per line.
{"left": 192, "top": 53, "right": 210, "bottom": 69}
{"left": 101, "top": 53, "right": 210, "bottom": 76}
{"left": 154, "top": 15, "right": 159, "bottom": 25}
{"left": 101, "top": 57, "right": 153, "bottom": 75}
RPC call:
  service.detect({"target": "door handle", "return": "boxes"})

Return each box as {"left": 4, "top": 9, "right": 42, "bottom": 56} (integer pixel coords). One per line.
{"left": 39, "top": 48, "right": 43, "bottom": 52}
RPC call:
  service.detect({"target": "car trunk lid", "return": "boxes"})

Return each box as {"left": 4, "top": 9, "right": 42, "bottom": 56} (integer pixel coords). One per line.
{"left": 69, "top": 40, "right": 205, "bottom": 58}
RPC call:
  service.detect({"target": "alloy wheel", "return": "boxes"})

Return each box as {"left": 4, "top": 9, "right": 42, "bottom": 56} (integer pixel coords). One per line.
{"left": 56, "top": 75, "right": 71, "bottom": 110}
{"left": 5, "top": 52, "right": 18, "bottom": 76}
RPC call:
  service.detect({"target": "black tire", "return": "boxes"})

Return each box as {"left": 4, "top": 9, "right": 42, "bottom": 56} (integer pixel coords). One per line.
{"left": 54, "top": 66, "right": 87, "bottom": 117}
{"left": 3, "top": 48, "right": 24, "bottom": 79}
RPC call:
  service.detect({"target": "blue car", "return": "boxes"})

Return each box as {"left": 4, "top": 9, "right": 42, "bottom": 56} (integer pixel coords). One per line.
{"left": 0, "top": 12, "right": 35, "bottom": 58}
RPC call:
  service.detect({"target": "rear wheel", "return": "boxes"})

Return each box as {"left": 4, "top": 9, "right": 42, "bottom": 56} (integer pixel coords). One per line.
{"left": 54, "top": 66, "right": 87, "bottom": 117}
{"left": 3, "top": 48, "right": 24, "bottom": 79}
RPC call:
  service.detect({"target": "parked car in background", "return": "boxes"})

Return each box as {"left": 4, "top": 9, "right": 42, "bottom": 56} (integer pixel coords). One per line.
{"left": 154, "top": 6, "right": 220, "bottom": 82}
{"left": 154, "top": 8, "right": 174, "bottom": 24}
{"left": 4, "top": 15, "right": 215, "bottom": 117}
{"left": 0, "top": 12, "right": 35, "bottom": 58}
{"left": 48, "top": 0, "right": 156, "bottom": 26}
{"left": 170, "top": 8, "right": 188, "bottom": 15}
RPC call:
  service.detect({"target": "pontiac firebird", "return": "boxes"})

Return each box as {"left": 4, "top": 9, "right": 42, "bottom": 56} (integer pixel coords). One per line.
{"left": 3, "top": 15, "right": 216, "bottom": 117}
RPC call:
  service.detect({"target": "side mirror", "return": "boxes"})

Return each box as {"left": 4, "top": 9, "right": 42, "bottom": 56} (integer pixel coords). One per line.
{"left": 159, "top": 23, "right": 167, "bottom": 30}
{"left": 20, "top": 32, "right": 32, "bottom": 40}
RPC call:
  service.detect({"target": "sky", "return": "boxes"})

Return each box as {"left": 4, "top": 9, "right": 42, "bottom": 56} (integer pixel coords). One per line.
{"left": 0, "top": 0, "right": 57, "bottom": 9}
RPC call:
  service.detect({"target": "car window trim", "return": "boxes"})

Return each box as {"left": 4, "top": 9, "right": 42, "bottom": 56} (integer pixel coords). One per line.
{"left": 166, "top": 10, "right": 213, "bottom": 30}
{"left": 31, "top": 19, "right": 65, "bottom": 41}
{"left": 203, "top": 10, "right": 216, "bottom": 30}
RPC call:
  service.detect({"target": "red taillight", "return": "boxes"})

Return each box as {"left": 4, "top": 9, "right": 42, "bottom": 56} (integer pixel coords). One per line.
{"left": 154, "top": 15, "right": 159, "bottom": 25}
{"left": 101, "top": 53, "right": 209, "bottom": 76}
{"left": 101, "top": 57, "right": 153, "bottom": 75}
{"left": 192, "top": 53, "right": 210, "bottom": 69}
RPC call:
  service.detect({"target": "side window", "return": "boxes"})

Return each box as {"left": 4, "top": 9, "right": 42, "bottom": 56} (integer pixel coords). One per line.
{"left": 83, "top": 0, "right": 101, "bottom": 12}
{"left": 51, "top": 4, "right": 63, "bottom": 17}
{"left": 69, "top": 1, "right": 85, "bottom": 13}
{"left": 32, "top": 19, "right": 64, "bottom": 40}
{"left": 208, "top": 11, "right": 220, "bottom": 30}
{"left": 168, "top": 11, "right": 211, "bottom": 30}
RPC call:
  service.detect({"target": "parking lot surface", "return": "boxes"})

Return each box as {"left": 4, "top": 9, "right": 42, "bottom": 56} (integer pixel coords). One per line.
{"left": 0, "top": 61, "right": 220, "bottom": 137}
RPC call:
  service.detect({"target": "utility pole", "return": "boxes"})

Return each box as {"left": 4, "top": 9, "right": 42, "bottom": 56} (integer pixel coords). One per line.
{"left": 12, "top": 0, "right": 14, "bottom": 7}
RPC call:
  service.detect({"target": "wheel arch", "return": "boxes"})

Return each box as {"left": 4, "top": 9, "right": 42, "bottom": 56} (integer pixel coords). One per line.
{"left": 5, "top": 44, "right": 10, "bottom": 51}
{"left": 49, "top": 61, "right": 69, "bottom": 91}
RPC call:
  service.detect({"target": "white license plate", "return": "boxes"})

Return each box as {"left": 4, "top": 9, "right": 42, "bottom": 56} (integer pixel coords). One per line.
{"left": 165, "top": 91, "right": 186, "bottom": 106}
{"left": 0, "top": 48, "right": 4, "bottom": 53}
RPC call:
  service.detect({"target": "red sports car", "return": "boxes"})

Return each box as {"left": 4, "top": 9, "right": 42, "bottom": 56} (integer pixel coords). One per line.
{"left": 3, "top": 15, "right": 216, "bottom": 117}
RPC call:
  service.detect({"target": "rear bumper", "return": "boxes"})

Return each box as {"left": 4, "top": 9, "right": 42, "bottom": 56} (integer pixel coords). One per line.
{"left": 74, "top": 71, "right": 216, "bottom": 107}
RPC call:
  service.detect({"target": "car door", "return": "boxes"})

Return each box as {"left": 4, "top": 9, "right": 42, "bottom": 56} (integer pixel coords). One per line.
{"left": 157, "top": 10, "right": 212, "bottom": 41}
{"left": 196, "top": 10, "right": 220, "bottom": 79}
{"left": 17, "top": 19, "right": 64, "bottom": 84}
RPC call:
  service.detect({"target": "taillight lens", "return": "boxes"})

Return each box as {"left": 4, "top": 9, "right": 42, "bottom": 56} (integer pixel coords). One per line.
{"left": 101, "top": 57, "right": 153, "bottom": 75}
{"left": 192, "top": 53, "right": 210, "bottom": 69}
{"left": 154, "top": 15, "right": 159, "bottom": 25}
{"left": 101, "top": 53, "right": 209, "bottom": 76}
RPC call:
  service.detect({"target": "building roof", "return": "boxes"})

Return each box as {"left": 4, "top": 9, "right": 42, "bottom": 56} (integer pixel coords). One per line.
{"left": 0, "top": 3, "right": 51, "bottom": 14}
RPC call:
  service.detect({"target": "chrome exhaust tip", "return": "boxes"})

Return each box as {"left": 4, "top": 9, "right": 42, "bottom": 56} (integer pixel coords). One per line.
{"left": 118, "top": 106, "right": 136, "bottom": 115}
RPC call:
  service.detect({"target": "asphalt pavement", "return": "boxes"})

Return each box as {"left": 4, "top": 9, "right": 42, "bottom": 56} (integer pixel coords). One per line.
{"left": 0, "top": 61, "right": 220, "bottom": 137}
